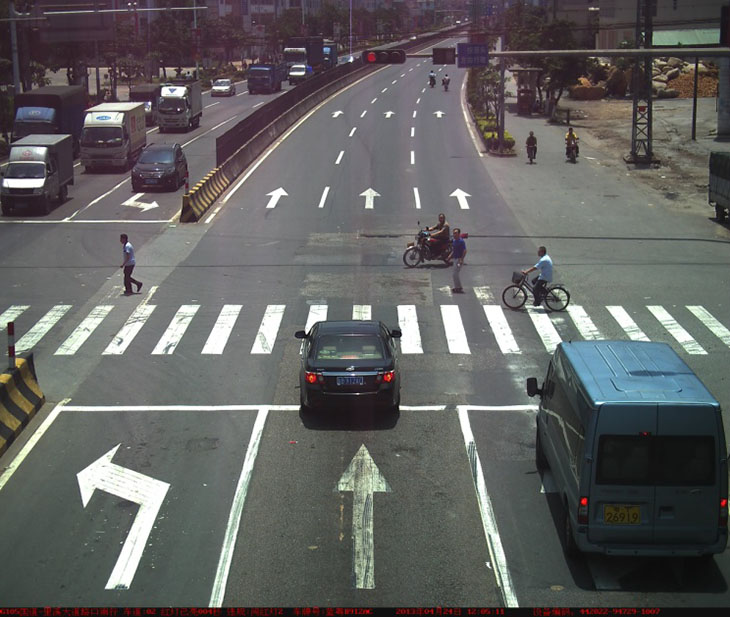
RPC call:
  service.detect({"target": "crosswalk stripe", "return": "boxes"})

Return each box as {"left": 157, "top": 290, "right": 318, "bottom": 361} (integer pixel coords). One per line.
{"left": 305, "top": 304, "right": 328, "bottom": 334}
{"left": 528, "top": 307, "right": 562, "bottom": 353}
{"left": 55, "top": 305, "right": 114, "bottom": 355}
{"left": 153, "top": 305, "right": 200, "bottom": 355}
{"left": 202, "top": 305, "right": 242, "bottom": 355}
{"left": 1, "top": 305, "right": 30, "bottom": 331}
{"left": 352, "top": 305, "right": 372, "bottom": 320}
{"left": 473, "top": 287, "right": 494, "bottom": 304}
{"left": 483, "top": 305, "right": 520, "bottom": 354}
{"left": 103, "top": 304, "right": 156, "bottom": 355}
{"left": 606, "top": 306, "right": 649, "bottom": 341}
{"left": 397, "top": 305, "right": 423, "bottom": 354}
{"left": 251, "top": 305, "right": 285, "bottom": 354}
{"left": 647, "top": 305, "right": 707, "bottom": 355}
{"left": 440, "top": 305, "right": 470, "bottom": 354}
{"left": 15, "top": 305, "right": 72, "bottom": 353}
{"left": 686, "top": 305, "right": 730, "bottom": 348}
{"left": 567, "top": 305, "right": 603, "bottom": 340}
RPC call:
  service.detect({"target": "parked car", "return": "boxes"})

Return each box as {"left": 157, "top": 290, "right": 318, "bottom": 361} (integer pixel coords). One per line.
{"left": 288, "top": 64, "right": 313, "bottom": 86}
{"left": 211, "top": 79, "right": 236, "bottom": 97}
{"left": 131, "top": 143, "right": 188, "bottom": 192}
{"left": 294, "top": 320, "right": 402, "bottom": 413}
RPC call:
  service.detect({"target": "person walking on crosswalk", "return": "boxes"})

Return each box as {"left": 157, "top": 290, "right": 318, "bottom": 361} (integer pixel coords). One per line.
{"left": 120, "top": 233, "right": 143, "bottom": 296}
{"left": 449, "top": 227, "right": 467, "bottom": 294}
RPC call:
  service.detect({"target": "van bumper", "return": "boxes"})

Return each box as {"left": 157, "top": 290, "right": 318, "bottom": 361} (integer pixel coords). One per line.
{"left": 577, "top": 531, "right": 728, "bottom": 556}
{"left": 81, "top": 152, "right": 128, "bottom": 168}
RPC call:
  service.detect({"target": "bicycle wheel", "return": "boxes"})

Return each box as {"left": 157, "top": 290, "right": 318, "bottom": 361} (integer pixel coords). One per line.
{"left": 403, "top": 246, "right": 422, "bottom": 268}
{"left": 544, "top": 286, "right": 570, "bottom": 311}
{"left": 502, "top": 285, "right": 527, "bottom": 309}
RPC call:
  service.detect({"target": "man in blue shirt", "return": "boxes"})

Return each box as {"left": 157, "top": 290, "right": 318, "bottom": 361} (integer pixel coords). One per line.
{"left": 449, "top": 227, "right": 467, "bottom": 294}
{"left": 522, "top": 245, "right": 552, "bottom": 306}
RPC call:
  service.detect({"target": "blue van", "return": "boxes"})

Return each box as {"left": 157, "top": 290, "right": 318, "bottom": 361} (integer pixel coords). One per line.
{"left": 527, "top": 340, "right": 728, "bottom": 558}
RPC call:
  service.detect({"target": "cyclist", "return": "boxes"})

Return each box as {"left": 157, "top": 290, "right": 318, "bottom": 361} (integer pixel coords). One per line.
{"left": 565, "top": 126, "right": 579, "bottom": 157}
{"left": 522, "top": 246, "right": 553, "bottom": 306}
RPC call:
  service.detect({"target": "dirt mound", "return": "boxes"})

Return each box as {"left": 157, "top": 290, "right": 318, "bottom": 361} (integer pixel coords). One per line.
{"left": 670, "top": 72, "right": 719, "bottom": 98}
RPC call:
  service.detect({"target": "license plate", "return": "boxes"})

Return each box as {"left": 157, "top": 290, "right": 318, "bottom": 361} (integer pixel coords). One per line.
{"left": 144, "top": 179, "right": 159, "bottom": 184}
{"left": 603, "top": 504, "right": 641, "bottom": 525}
{"left": 337, "top": 376, "right": 364, "bottom": 386}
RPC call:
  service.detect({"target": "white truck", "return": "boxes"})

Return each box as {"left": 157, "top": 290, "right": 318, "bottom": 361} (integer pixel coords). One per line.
{"left": 80, "top": 102, "right": 147, "bottom": 172}
{"left": 157, "top": 81, "right": 202, "bottom": 132}
{"left": 1, "top": 134, "right": 74, "bottom": 216}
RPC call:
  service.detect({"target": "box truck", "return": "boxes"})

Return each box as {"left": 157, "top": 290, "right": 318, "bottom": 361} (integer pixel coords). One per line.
{"left": 1, "top": 134, "right": 74, "bottom": 216}
{"left": 247, "top": 64, "right": 287, "bottom": 94}
{"left": 80, "top": 102, "right": 146, "bottom": 171}
{"left": 129, "top": 83, "right": 163, "bottom": 126}
{"left": 12, "top": 86, "right": 86, "bottom": 156}
{"left": 157, "top": 81, "right": 202, "bottom": 132}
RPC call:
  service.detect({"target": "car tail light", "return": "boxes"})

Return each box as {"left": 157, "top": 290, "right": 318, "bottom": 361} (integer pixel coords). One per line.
{"left": 720, "top": 497, "right": 728, "bottom": 528}
{"left": 577, "top": 496, "right": 589, "bottom": 525}
{"left": 375, "top": 370, "right": 395, "bottom": 383}
{"left": 305, "top": 372, "right": 318, "bottom": 384}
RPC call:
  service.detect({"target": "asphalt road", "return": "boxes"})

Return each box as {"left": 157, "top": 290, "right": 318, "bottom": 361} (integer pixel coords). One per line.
{"left": 0, "top": 37, "right": 729, "bottom": 608}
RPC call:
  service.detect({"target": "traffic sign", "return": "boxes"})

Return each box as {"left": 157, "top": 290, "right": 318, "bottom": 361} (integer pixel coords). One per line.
{"left": 433, "top": 47, "right": 456, "bottom": 65}
{"left": 457, "top": 43, "right": 490, "bottom": 68}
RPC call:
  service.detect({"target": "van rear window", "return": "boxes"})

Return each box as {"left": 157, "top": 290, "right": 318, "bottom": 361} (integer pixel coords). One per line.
{"left": 596, "top": 435, "right": 715, "bottom": 486}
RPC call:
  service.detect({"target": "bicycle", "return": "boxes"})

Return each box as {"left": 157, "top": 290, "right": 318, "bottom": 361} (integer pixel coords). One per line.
{"left": 502, "top": 272, "right": 570, "bottom": 311}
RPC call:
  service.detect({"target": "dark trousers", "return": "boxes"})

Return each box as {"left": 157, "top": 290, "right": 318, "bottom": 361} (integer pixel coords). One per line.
{"left": 123, "top": 265, "right": 141, "bottom": 293}
{"left": 533, "top": 279, "right": 547, "bottom": 305}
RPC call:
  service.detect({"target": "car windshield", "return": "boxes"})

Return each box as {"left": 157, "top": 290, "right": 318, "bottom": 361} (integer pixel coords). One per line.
{"left": 159, "top": 98, "right": 185, "bottom": 113}
{"left": 81, "top": 126, "right": 123, "bottom": 145}
{"left": 314, "top": 335, "right": 385, "bottom": 361}
{"left": 138, "top": 149, "right": 174, "bottom": 164}
{"left": 213, "top": 80, "right": 230, "bottom": 87}
{"left": 4, "top": 162, "right": 45, "bottom": 179}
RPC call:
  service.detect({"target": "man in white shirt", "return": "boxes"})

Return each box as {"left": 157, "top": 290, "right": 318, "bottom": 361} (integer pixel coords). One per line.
{"left": 522, "top": 246, "right": 553, "bottom": 306}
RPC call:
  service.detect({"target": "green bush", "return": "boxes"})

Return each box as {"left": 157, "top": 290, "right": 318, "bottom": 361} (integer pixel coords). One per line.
{"left": 482, "top": 130, "right": 515, "bottom": 151}
{"left": 0, "top": 137, "right": 9, "bottom": 158}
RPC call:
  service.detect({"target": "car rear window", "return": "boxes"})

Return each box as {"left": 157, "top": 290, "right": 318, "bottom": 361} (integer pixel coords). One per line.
{"left": 139, "top": 149, "right": 174, "bottom": 164}
{"left": 314, "top": 335, "right": 385, "bottom": 361}
{"left": 596, "top": 435, "right": 715, "bottom": 486}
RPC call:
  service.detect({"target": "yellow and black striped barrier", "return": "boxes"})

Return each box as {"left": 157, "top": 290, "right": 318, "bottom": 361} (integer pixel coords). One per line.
{"left": 180, "top": 166, "right": 234, "bottom": 222}
{"left": 0, "top": 354, "right": 45, "bottom": 456}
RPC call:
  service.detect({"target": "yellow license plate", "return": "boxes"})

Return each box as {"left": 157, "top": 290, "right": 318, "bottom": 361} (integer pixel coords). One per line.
{"left": 603, "top": 504, "right": 641, "bottom": 525}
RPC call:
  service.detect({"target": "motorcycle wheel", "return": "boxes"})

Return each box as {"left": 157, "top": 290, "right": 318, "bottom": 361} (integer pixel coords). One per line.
{"left": 403, "top": 247, "right": 423, "bottom": 268}
{"left": 502, "top": 285, "right": 527, "bottom": 309}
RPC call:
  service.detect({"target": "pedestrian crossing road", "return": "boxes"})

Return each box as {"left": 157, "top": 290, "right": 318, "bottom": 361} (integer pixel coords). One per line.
{"left": 2, "top": 287, "right": 729, "bottom": 360}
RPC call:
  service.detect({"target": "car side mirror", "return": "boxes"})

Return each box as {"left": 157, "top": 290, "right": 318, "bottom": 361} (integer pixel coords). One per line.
{"left": 390, "top": 328, "right": 402, "bottom": 339}
{"left": 294, "top": 330, "right": 307, "bottom": 339}
{"left": 526, "top": 377, "right": 542, "bottom": 398}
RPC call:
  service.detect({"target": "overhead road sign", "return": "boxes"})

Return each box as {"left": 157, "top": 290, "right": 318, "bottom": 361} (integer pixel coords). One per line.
{"left": 457, "top": 43, "right": 489, "bottom": 68}
{"left": 433, "top": 47, "right": 456, "bottom": 65}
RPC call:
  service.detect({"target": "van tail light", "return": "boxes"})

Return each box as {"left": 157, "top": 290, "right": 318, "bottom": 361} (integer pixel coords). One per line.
{"left": 720, "top": 497, "right": 728, "bottom": 528}
{"left": 577, "top": 496, "right": 589, "bottom": 525}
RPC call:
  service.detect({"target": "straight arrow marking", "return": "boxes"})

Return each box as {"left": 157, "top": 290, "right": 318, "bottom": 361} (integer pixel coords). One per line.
{"left": 450, "top": 188, "right": 471, "bottom": 210}
{"left": 336, "top": 445, "right": 391, "bottom": 589}
{"left": 332, "top": 110, "right": 344, "bottom": 117}
{"left": 77, "top": 444, "right": 170, "bottom": 590}
{"left": 265, "top": 188, "right": 288, "bottom": 209}
{"left": 360, "top": 188, "right": 380, "bottom": 210}
{"left": 434, "top": 111, "right": 445, "bottom": 118}
{"left": 384, "top": 111, "right": 395, "bottom": 118}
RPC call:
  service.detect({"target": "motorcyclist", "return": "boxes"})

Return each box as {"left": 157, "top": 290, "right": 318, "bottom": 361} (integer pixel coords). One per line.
{"left": 426, "top": 213, "right": 450, "bottom": 257}
{"left": 442, "top": 74, "right": 450, "bottom": 90}
{"left": 565, "top": 126, "right": 579, "bottom": 157}
{"left": 429, "top": 70, "right": 436, "bottom": 87}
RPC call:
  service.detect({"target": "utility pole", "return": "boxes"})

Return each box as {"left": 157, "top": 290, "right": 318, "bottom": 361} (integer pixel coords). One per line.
{"left": 626, "top": 0, "right": 656, "bottom": 164}
{"left": 9, "top": 2, "right": 22, "bottom": 92}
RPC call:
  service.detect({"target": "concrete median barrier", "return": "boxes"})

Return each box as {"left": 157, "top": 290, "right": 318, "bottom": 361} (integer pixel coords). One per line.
{"left": 0, "top": 354, "right": 45, "bottom": 456}
{"left": 180, "top": 166, "right": 233, "bottom": 222}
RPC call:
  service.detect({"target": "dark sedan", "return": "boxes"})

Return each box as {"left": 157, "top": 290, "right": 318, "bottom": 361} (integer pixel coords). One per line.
{"left": 131, "top": 143, "right": 188, "bottom": 192}
{"left": 295, "top": 320, "right": 402, "bottom": 413}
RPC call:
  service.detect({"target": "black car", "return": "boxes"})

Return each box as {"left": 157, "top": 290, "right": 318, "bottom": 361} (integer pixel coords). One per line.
{"left": 131, "top": 143, "right": 188, "bottom": 192}
{"left": 295, "top": 320, "right": 402, "bottom": 413}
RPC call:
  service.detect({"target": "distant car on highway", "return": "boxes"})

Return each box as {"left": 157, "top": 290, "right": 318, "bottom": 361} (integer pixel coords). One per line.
{"left": 294, "top": 320, "right": 402, "bottom": 413}
{"left": 210, "top": 79, "right": 236, "bottom": 96}
{"left": 288, "top": 64, "right": 313, "bottom": 85}
{"left": 131, "top": 143, "right": 188, "bottom": 192}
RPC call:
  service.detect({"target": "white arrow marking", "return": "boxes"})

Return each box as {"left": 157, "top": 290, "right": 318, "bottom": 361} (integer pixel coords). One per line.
{"left": 384, "top": 111, "right": 395, "bottom": 118}
{"left": 123, "top": 193, "right": 159, "bottom": 212}
{"left": 360, "top": 188, "right": 380, "bottom": 210}
{"left": 336, "top": 445, "right": 391, "bottom": 589}
{"left": 265, "top": 187, "right": 288, "bottom": 209}
{"left": 434, "top": 111, "right": 446, "bottom": 118}
{"left": 77, "top": 444, "right": 170, "bottom": 590}
{"left": 450, "top": 188, "right": 471, "bottom": 210}
{"left": 332, "top": 110, "right": 344, "bottom": 117}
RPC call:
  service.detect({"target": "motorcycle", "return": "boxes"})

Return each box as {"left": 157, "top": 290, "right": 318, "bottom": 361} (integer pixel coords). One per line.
{"left": 403, "top": 227, "right": 452, "bottom": 268}
{"left": 566, "top": 141, "right": 578, "bottom": 163}
{"left": 429, "top": 75, "right": 436, "bottom": 88}
{"left": 527, "top": 144, "right": 537, "bottom": 164}
{"left": 442, "top": 78, "right": 450, "bottom": 91}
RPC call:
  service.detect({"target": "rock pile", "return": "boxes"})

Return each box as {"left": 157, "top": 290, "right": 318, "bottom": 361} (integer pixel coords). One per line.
{"left": 568, "top": 57, "right": 719, "bottom": 100}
